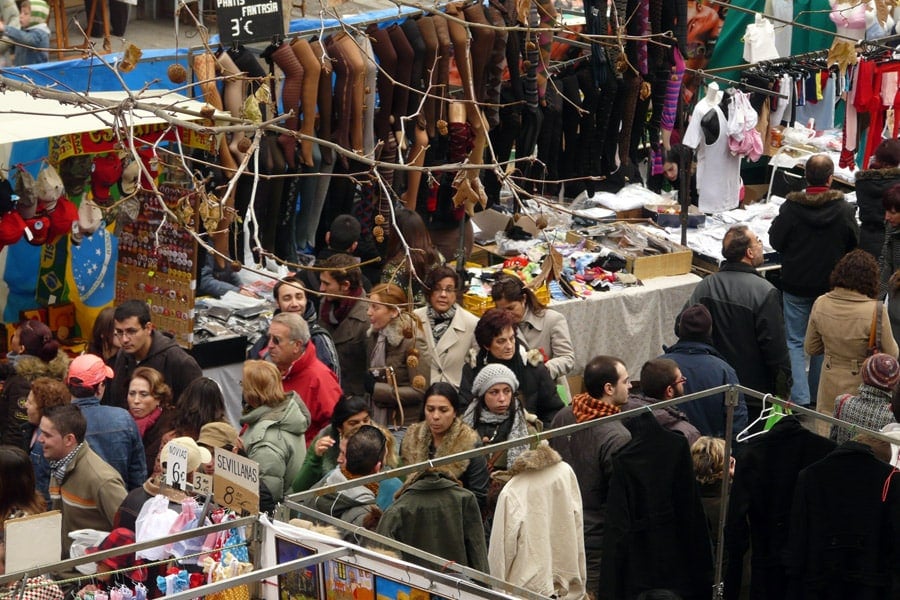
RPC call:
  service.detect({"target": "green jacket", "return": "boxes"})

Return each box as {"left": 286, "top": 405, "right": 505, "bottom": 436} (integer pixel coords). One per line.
{"left": 50, "top": 442, "right": 127, "bottom": 558}
{"left": 291, "top": 425, "right": 341, "bottom": 493}
{"left": 376, "top": 471, "right": 488, "bottom": 572}
{"left": 240, "top": 391, "right": 310, "bottom": 502}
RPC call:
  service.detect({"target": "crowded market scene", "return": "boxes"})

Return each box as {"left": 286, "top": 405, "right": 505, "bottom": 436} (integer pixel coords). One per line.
{"left": 0, "top": 0, "right": 898, "bottom": 597}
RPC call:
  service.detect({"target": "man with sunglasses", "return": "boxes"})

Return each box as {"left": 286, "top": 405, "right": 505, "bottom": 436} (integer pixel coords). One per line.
{"left": 267, "top": 311, "right": 342, "bottom": 444}
{"left": 104, "top": 299, "right": 202, "bottom": 409}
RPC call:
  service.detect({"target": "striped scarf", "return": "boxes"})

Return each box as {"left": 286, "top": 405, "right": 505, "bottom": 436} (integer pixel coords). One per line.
{"left": 571, "top": 393, "right": 620, "bottom": 423}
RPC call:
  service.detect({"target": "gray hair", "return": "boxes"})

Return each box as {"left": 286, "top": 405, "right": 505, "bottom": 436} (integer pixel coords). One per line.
{"left": 271, "top": 312, "right": 310, "bottom": 345}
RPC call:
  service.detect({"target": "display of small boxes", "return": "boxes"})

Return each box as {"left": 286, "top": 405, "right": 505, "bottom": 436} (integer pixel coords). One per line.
{"left": 567, "top": 225, "right": 693, "bottom": 279}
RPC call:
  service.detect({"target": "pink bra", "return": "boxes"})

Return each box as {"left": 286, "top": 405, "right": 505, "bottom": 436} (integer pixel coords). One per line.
{"left": 829, "top": 2, "right": 867, "bottom": 29}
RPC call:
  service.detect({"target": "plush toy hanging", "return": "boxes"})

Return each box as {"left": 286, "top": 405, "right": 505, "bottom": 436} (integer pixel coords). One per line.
{"left": 90, "top": 153, "right": 124, "bottom": 206}
{"left": 35, "top": 163, "right": 78, "bottom": 244}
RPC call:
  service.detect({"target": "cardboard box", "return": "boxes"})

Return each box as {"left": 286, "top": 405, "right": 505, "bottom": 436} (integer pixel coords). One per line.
{"left": 471, "top": 209, "right": 540, "bottom": 245}
{"left": 644, "top": 205, "right": 707, "bottom": 228}
{"left": 566, "top": 227, "right": 693, "bottom": 279}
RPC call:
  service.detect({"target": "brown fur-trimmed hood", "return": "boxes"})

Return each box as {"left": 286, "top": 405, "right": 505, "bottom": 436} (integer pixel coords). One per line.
{"left": 14, "top": 352, "right": 70, "bottom": 382}
{"left": 491, "top": 442, "right": 561, "bottom": 483}
{"left": 855, "top": 167, "right": 900, "bottom": 181}
{"left": 784, "top": 189, "right": 845, "bottom": 207}
{"left": 400, "top": 419, "right": 479, "bottom": 480}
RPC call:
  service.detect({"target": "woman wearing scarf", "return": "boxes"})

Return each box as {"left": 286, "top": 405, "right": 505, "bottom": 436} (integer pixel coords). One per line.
{"left": 127, "top": 367, "right": 176, "bottom": 474}
{"left": 461, "top": 364, "right": 539, "bottom": 471}
{"left": 401, "top": 382, "right": 489, "bottom": 511}
{"left": 459, "top": 308, "right": 563, "bottom": 428}
{"left": 365, "top": 283, "right": 431, "bottom": 432}
{"left": 413, "top": 266, "right": 479, "bottom": 390}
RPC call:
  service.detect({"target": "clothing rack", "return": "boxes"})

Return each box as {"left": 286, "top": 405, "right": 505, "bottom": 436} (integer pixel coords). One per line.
{"left": 287, "top": 383, "right": 900, "bottom": 600}
{"left": 688, "top": 68, "right": 788, "bottom": 98}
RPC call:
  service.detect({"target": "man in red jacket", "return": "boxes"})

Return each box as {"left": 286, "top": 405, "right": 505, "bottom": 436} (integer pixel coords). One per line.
{"left": 267, "top": 312, "right": 342, "bottom": 445}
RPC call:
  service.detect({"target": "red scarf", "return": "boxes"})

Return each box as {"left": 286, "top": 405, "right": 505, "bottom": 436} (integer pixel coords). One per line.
{"left": 321, "top": 287, "right": 364, "bottom": 325}
{"left": 571, "top": 393, "right": 620, "bottom": 423}
{"left": 133, "top": 406, "right": 163, "bottom": 437}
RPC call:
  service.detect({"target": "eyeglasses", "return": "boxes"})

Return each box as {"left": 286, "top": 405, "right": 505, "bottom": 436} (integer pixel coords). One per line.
{"left": 673, "top": 376, "right": 687, "bottom": 385}
{"left": 434, "top": 287, "right": 457, "bottom": 295}
{"left": 114, "top": 327, "right": 143, "bottom": 339}
{"left": 268, "top": 334, "right": 283, "bottom": 345}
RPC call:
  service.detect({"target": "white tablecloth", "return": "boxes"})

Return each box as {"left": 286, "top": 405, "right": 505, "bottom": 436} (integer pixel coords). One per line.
{"left": 553, "top": 273, "right": 702, "bottom": 377}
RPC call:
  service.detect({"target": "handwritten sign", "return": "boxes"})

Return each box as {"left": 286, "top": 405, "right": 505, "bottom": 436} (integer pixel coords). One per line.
{"left": 165, "top": 441, "right": 190, "bottom": 490}
{"left": 215, "top": 0, "right": 283, "bottom": 45}
{"left": 213, "top": 448, "right": 260, "bottom": 514}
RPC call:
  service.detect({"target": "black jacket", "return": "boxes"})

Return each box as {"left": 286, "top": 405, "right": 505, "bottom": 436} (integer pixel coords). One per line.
{"left": 855, "top": 167, "right": 900, "bottom": 257}
{"left": 687, "top": 261, "right": 791, "bottom": 397}
{"left": 106, "top": 330, "right": 203, "bottom": 408}
{"left": 768, "top": 188, "right": 858, "bottom": 298}
{"left": 599, "top": 413, "right": 713, "bottom": 600}
{"left": 724, "top": 415, "right": 837, "bottom": 600}
{"left": 787, "top": 441, "right": 900, "bottom": 599}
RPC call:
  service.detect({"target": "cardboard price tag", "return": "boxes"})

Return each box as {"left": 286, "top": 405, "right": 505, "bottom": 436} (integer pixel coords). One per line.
{"left": 213, "top": 448, "right": 260, "bottom": 514}
{"left": 165, "top": 441, "right": 190, "bottom": 490}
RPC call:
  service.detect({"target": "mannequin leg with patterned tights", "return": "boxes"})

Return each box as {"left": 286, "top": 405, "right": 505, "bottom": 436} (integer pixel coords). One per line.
{"left": 269, "top": 42, "right": 304, "bottom": 169}
{"left": 483, "top": 6, "right": 507, "bottom": 130}
{"left": 290, "top": 38, "right": 320, "bottom": 168}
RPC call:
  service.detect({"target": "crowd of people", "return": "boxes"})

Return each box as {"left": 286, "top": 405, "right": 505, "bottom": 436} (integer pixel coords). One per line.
{"left": 0, "top": 173, "right": 900, "bottom": 599}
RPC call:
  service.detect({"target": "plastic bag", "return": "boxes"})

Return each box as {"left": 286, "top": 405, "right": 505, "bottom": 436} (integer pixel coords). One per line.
{"left": 135, "top": 495, "right": 179, "bottom": 561}
{"left": 69, "top": 529, "right": 109, "bottom": 574}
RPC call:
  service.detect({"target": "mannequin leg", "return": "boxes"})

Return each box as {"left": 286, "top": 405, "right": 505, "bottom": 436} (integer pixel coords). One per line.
{"left": 417, "top": 16, "right": 439, "bottom": 139}
{"left": 357, "top": 32, "right": 378, "bottom": 155}
{"left": 387, "top": 24, "right": 414, "bottom": 135}
{"left": 368, "top": 25, "right": 398, "bottom": 142}
{"left": 483, "top": 6, "right": 508, "bottom": 130}
{"left": 310, "top": 39, "right": 334, "bottom": 165}
{"left": 433, "top": 14, "right": 451, "bottom": 133}
{"left": 269, "top": 42, "right": 304, "bottom": 169}
{"left": 463, "top": 3, "right": 495, "bottom": 104}
{"left": 290, "top": 38, "right": 320, "bottom": 167}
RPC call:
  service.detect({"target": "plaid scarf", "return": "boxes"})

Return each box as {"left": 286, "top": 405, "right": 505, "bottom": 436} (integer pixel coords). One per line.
{"left": 427, "top": 304, "right": 456, "bottom": 344}
{"left": 571, "top": 393, "right": 620, "bottom": 423}
{"left": 340, "top": 466, "right": 380, "bottom": 497}
{"left": 50, "top": 442, "right": 83, "bottom": 482}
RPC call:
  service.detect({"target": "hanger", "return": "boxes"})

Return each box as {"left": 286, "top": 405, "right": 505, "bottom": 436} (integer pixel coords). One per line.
{"left": 735, "top": 393, "right": 789, "bottom": 442}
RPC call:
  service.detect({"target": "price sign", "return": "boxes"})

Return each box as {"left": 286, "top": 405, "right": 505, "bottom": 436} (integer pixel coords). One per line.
{"left": 213, "top": 448, "right": 260, "bottom": 514}
{"left": 165, "top": 441, "right": 190, "bottom": 490}
{"left": 193, "top": 472, "right": 213, "bottom": 495}
{"left": 215, "top": 0, "right": 283, "bottom": 45}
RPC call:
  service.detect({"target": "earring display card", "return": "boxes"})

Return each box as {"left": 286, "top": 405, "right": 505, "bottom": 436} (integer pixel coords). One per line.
{"left": 115, "top": 186, "right": 198, "bottom": 348}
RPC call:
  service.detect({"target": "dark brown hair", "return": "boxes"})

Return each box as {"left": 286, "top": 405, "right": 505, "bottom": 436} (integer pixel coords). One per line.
{"left": 871, "top": 138, "right": 900, "bottom": 170}
{"left": 0, "top": 445, "right": 45, "bottom": 521}
{"left": 474, "top": 308, "right": 518, "bottom": 349}
{"left": 384, "top": 208, "right": 442, "bottom": 285}
{"left": 491, "top": 275, "right": 546, "bottom": 315}
{"left": 829, "top": 249, "right": 879, "bottom": 298}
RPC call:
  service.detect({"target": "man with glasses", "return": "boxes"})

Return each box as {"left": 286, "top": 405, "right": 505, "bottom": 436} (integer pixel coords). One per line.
{"left": 623, "top": 358, "right": 700, "bottom": 446}
{"left": 267, "top": 312, "right": 342, "bottom": 444}
{"left": 105, "top": 299, "right": 202, "bottom": 409}
{"left": 686, "top": 224, "right": 792, "bottom": 401}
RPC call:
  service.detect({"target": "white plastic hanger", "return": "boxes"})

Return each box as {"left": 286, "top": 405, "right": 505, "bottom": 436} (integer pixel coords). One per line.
{"left": 735, "top": 393, "right": 788, "bottom": 442}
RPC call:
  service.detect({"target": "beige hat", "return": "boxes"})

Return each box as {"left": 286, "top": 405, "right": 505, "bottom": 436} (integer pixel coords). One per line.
{"left": 35, "top": 164, "right": 65, "bottom": 203}
{"left": 198, "top": 421, "right": 240, "bottom": 450}
{"left": 120, "top": 160, "right": 140, "bottom": 195}
{"left": 15, "top": 170, "right": 37, "bottom": 219}
{"left": 161, "top": 437, "right": 213, "bottom": 473}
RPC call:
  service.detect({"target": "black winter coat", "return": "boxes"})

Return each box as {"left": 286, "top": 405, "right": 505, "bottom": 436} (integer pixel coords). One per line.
{"left": 687, "top": 261, "right": 791, "bottom": 397}
{"left": 106, "top": 330, "right": 203, "bottom": 408}
{"left": 724, "top": 415, "right": 837, "bottom": 600}
{"left": 855, "top": 167, "right": 900, "bottom": 258}
{"left": 598, "top": 413, "right": 713, "bottom": 600}
{"left": 768, "top": 189, "right": 858, "bottom": 298}
{"left": 787, "top": 441, "right": 900, "bottom": 599}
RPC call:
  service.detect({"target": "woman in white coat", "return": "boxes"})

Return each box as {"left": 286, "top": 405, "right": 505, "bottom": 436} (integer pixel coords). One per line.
{"left": 413, "top": 266, "right": 479, "bottom": 390}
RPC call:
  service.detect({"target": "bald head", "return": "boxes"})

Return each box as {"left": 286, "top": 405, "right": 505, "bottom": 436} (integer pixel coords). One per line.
{"left": 805, "top": 154, "right": 834, "bottom": 187}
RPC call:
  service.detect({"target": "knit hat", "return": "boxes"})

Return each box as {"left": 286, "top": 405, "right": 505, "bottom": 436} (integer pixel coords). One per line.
{"left": 862, "top": 353, "right": 900, "bottom": 391}
{"left": 676, "top": 304, "right": 713, "bottom": 341}
{"left": 67, "top": 353, "right": 114, "bottom": 387}
{"left": 198, "top": 421, "right": 240, "bottom": 450}
{"left": 27, "top": 0, "right": 50, "bottom": 25}
{"left": 161, "top": 437, "right": 213, "bottom": 473}
{"left": 472, "top": 364, "right": 519, "bottom": 398}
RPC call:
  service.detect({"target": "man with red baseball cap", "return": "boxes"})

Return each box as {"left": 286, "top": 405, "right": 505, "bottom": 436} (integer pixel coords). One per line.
{"left": 65, "top": 353, "right": 146, "bottom": 490}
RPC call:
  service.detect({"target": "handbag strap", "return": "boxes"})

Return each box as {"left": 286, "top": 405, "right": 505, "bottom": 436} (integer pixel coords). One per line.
{"left": 869, "top": 302, "right": 882, "bottom": 353}
{"left": 385, "top": 366, "right": 405, "bottom": 429}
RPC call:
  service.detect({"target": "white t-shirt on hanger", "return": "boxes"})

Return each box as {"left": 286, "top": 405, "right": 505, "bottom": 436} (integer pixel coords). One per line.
{"left": 683, "top": 102, "right": 742, "bottom": 214}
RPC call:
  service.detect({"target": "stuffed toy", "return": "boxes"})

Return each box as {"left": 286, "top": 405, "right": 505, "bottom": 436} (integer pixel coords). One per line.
{"left": 34, "top": 164, "right": 78, "bottom": 245}
{"left": 90, "top": 154, "right": 123, "bottom": 206}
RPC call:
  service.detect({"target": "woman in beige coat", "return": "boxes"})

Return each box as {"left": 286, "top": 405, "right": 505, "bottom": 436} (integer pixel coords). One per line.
{"left": 806, "top": 250, "right": 899, "bottom": 435}
{"left": 413, "top": 265, "right": 479, "bottom": 390}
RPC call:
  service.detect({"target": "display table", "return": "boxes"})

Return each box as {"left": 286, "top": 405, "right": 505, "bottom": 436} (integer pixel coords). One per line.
{"left": 551, "top": 273, "right": 702, "bottom": 376}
